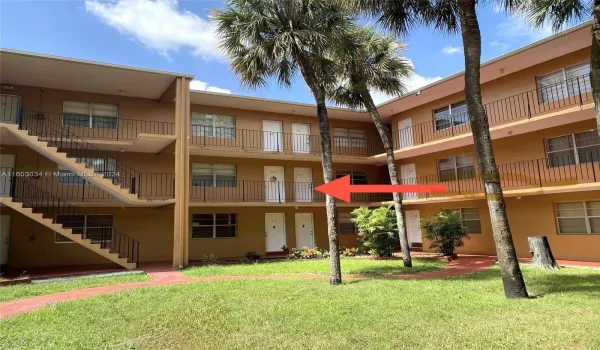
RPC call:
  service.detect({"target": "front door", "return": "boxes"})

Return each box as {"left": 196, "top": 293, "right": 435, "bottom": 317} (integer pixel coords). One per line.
{"left": 0, "top": 94, "right": 21, "bottom": 123}
{"left": 263, "top": 120, "right": 283, "bottom": 151}
{"left": 294, "top": 167, "right": 312, "bottom": 202}
{"left": 295, "top": 213, "right": 314, "bottom": 249}
{"left": 401, "top": 163, "right": 417, "bottom": 200}
{"left": 265, "top": 213, "right": 286, "bottom": 252}
{"left": 264, "top": 166, "right": 285, "bottom": 202}
{"left": 0, "top": 215, "right": 10, "bottom": 265}
{"left": 405, "top": 210, "right": 422, "bottom": 247}
{"left": 292, "top": 123, "right": 311, "bottom": 153}
{"left": 0, "top": 154, "right": 16, "bottom": 197}
{"left": 397, "top": 118, "right": 413, "bottom": 148}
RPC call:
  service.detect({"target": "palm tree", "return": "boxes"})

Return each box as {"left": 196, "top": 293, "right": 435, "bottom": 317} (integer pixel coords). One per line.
{"left": 212, "top": 0, "right": 356, "bottom": 285}
{"left": 328, "top": 26, "right": 415, "bottom": 267}
{"left": 522, "top": 1, "right": 599, "bottom": 136}
{"left": 358, "top": 0, "right": 529, "bottom": 298}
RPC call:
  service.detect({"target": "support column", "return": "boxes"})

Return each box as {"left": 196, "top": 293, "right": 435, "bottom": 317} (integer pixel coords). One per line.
{"left": 173, "top": 77, "right": 191, "bottom": 267}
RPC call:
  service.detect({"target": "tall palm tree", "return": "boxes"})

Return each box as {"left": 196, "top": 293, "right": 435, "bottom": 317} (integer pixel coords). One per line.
{"left": 358, "top": 0, "right": 529, "bottom": 298}
{"left": 328, "top": 26, "right": 414, "bottom": 267}
{"left": 212, "top": 0, "right": 356, "bottom": 285}
{"left": 522, "top": 1, "right": 599, "bottom": 136}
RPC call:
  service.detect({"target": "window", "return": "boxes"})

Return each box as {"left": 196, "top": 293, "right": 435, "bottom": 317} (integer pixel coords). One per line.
{"left": 556, "top": 201, "right": 600, "bottom": 234}
{"left": 446, "top": 208, "right": 481, "bottom": 234}
{"left": 334, "top": 128, "right": 365, "bottom": 148}
{"left": 63, "top": 101, "right": 118, "bottom": 129}
{"left": 192, "top": 213, "right": 237, "bottom": 238}
{"left": 191, "top": 113, "right": 235, "bottom": 138}
{"left": 338, "top": 213, "right": 357, "bottom": 234}
{"left": 433, "top": 101, "right": 468, "bottom": 131}
{"left": 438, "top": 154, "right": 475, "bottom": 181}
{"left": 545, "top": 130, "right": 600, "bottom": 167}
{"left": 192, "top": 163, "right": 236, "bottom": 187}
{"left": 54, "top": 214, "right": 113, "bottom": 243}
{"left": 537, "top": 62, "right": 591, "bottom": 103}
{"left": 336, "top": 170, "right": 367, "bottom": 184}
{"left": 58, "top": 157, "right": 117, "bottom": 184}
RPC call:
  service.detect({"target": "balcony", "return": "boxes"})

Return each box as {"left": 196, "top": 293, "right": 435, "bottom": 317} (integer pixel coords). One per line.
{"left": 189, "top": 180, "right": 391, "bottom": 206}
{"left": 189, "top": 126, "right": 384, "bottom": 163}
{"left": 400, "top": 151, "right": 600, "bottom": 203}
{"left": 390, "top": 73, "right": 594, "bottom": 157}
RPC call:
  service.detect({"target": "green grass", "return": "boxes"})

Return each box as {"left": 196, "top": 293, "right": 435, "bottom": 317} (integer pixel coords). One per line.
{"left": 182, "top": 258, "right": 446, "bottom": 277}
{"left": 2, "top": 266, "right": 599, "bottom": 349}
{"left": 0, "top": 272, "right": 151, "bottom": 303}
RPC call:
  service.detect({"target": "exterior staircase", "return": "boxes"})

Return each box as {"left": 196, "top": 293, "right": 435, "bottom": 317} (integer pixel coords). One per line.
{"left": 1, "top": 176, "right": 139, "bottom": 269}
{"left": 1, "top": 111, "right": 142, "bottom": 204}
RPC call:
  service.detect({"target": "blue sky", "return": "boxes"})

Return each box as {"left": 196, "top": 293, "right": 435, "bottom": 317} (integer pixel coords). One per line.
{"left": 0, "top": 0, "right": 584, "bottom": 105}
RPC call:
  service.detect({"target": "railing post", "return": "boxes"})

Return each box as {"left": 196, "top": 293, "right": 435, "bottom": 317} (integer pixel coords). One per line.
{"left": 82, "top": 182, "right": 86, "bottom": 201}
{"left": 241, "top": 130, "right": 245, "bottom": 150}
{"left": 242, "top": 181, "right": 245, "bottom": 202}
{"left": 526, "top": 93, "right": 532, "bottom": 118}
{"left": 576, "top": 77, "right": 583, "bottom": 106}
{"left": 536, "top": 159, "right": 543, "bottom": 187}
{"left": 130, "top": 177, "right": 136, "bottom": 194}
{"left": 10, "top": 174, "right": 16, "bottom": 197}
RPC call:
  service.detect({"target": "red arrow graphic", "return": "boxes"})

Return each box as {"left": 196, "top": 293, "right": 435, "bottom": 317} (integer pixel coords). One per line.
{"left": 314, "top": 175, "right": 448, "bottom": 203}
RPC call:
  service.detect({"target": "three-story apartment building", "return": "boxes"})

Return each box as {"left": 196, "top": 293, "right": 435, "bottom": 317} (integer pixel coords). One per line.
{"left": 0, "top": 21, "right": 598, "bottom": 271}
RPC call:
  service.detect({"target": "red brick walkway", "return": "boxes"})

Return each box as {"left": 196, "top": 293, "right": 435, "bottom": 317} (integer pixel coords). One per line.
{"left": 1, "top": 256, "right": 495, "bottom": 319}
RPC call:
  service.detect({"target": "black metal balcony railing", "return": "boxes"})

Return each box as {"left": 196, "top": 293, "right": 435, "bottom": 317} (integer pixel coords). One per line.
{"left": 393, "top": 73, "right": 593, "bottom": 149}
{"left": 2, "top": 175, "right": 140, "bottom": 266}
{"left": 400, "top": 151, "right": 600, "bottom": 201}
{"left": 190, "top": 126, "right": 385, "bottom": 157}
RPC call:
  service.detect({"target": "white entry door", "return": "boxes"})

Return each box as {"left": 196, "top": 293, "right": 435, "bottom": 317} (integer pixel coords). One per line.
{"left": 0, "top": 215, "right": 10, "bottom": 265}
{"left": 264, "top": 166, "right": 285, "bottom": 202}
{"left": 263, "top": 120, "right": 283, "bottom": 151}
{"left": 265, "top": 213, "right": 286, "bottom": 252}
{"left": 401, "top": 163, "right": 417, "bottom": 200}
{"left": 405, "top": 210, "right": 422, "bottom": 247}
{"left": 0, "top": 154, "right": 16, "bottom": 197}
{"left": 397, "top": 118, "right": 413, "bottom": 148}
{"left": 294, "top": 167, "right": 312, "bottom": 202}
{"left": 292, "top": 123, "right": 311, "bottom": 153}
{"left": 295, "top": 213, "right": 315, "bottom": 249}
{"left": 0, "top": 94, "right": 21, "bottom": 122}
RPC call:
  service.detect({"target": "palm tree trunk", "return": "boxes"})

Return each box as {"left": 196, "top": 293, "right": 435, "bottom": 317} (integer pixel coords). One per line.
{"left": 457, "top": 0, "right": 528, "bottom": 299}
{"left": 297, "top": 57, "right": 343, "bottom": 285}
{"left": 592, "top": 1, "right": 600, "bottom": 137}
{"left": 359, "top": 85, "right": 412, "bottom": 267}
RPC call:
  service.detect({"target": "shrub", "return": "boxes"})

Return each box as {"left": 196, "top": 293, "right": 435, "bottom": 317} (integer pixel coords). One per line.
{"left": 200, "top": 253, "right": 219, "bottom": 265}
{"left": 420, "top": 210, "right": 470, "bottom": 257}
{"left": 340, "top": 246, "right": 374, "bottom": 257}
{"left": 351, "top": 206, "right": 399, "bottom": 257}
{"left": 244, "top": 251, "right": 261, "bottom": 262}
{"left": 286, "top": 246, "right": 329, "bottom": 260}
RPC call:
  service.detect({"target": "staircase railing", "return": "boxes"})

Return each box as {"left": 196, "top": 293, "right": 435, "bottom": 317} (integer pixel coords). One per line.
{"left": 5, "top": 174, "right": 140, "bottom": 266}
{"left": 17, "top": 110, "right": 142, "bottom": 195}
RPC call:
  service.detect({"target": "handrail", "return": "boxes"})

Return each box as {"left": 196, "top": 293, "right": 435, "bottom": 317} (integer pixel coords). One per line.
{"left": 393, "top": 73, "right": 592, "bottom": 149}
{"left": 5, "top": 174, "right": 140, "bottom": 266}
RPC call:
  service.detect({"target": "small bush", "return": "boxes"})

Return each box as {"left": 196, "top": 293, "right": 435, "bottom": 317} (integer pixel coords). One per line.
{"left": 351, "top": 206, "right": 399, "bottom": 257}
{"left": 244, "top": 251, "right": 261, "bottom": 262}
{"left": 420, "top": 210, "right": 470, "bottom": 256}
{"left": 340, "top": 246, "right": 374, "bottom": 257}
{"left": 200, "top": 253, "right": 219, "bottom": 265}
{"left": 286, "top": 246, "right": 329, "bottom": 260}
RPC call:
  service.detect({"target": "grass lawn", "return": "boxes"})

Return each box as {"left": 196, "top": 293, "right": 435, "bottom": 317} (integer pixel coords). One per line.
{"left": 0, "top": 272, "right": 151, "bottom": 303}
{"left": 2, "top": 266, "right": 599, "bottom": 349}
{"left": 182, "top": 257, "right": 446, "bottom": 277}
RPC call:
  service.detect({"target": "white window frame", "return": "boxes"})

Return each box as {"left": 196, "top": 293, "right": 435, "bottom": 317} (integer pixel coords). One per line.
{"left": 537, "top": 61, "right": 591, "bottom": 104}
{"left": 336, "top": 170, "right": 368, "bottom": 184}
{"left": 433, "top": 101, "right": 468, "bottom": 131}
{"left": 62, "top": 101, "right": 119, "bottom": 129}
{"left": 334, "top": 128, "right": 366, "bottom": 148}
{"left": 445, "top": 208, "right": 482, "bottom": 234}
{"left": 58, "top": 157, "right": 117, "bottom": 184}
{"left": 437, "top": 154, "right": 475, "bottom": 181}
{"left": 555, "top": 201, "right": 600, "bottom": 235}
{"left": 191, "top": 213, "right": 237, "bottom": 239}
{"left": 191, "top": 113, "right": 236, "bottom": 138}
{"left": 545, "top": 130, "right": 600, "bottom": 167}
{"left": 191, "top": 163, "right": 236, "bottom": 187}
{"left": 54, "top": 214, "right": 114, "bottom": 243}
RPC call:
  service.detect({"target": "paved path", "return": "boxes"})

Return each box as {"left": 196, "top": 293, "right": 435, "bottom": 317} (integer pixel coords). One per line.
{"left": 1, "top": 256, "right": 495, "bottom": 319}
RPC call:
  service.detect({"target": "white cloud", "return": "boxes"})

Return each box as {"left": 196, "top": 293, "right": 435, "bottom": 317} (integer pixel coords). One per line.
{"left": 441, "top": 45, "right": 462, "bottom": 56}
{"left": 85, "top": 0, "right": 222, "bottom": 60}
{"left": 190, "top": 80, "right": 231, "bottom": 94}
{"left": 371, "top": 72, "right": 443, "bottom": 105}
{"left": 497, "top": 15, "right": 553, "bottom": 42}
{"left": 490, "top": 40, "right": 510, "bottom": 51}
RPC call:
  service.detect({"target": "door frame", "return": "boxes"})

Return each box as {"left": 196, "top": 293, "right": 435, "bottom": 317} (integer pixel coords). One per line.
{"left": 0, "top": 215, "right": 11, "bottom": 265}
{"left": 291, "top": 122, "right": 311, "bottom": 153}
{"left": 0, "top": 154, "right": 16, "bottom": 198}
{"left": 262, "top": 120, "right": 283, "bottom": 152}
{"left": 264, "top": 166, "right": 285, "bottom": 202}
{"left": 0, "top": 94, "right": 22, "bottom": 123}
{"left": 293, "top": 167, "right": 313, "bottom": 202}
{"left": 397, "top": 118, "right": 413, "bottom": 148}
{"left": 401, "top": 163, "right": 417, "bottom": 200}
{"left": 265, "top": 213, "right": 286, "bottom": 252}
{"left": 405, "top": 210, "right": 423, "bottom": 248}
{"left": 295, "top": 212, "right": 315, "bottom": 249}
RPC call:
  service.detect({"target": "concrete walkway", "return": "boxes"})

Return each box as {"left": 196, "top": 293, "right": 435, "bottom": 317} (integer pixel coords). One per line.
{"left": 1, "top": 256, "right": 494, "bottom": 319}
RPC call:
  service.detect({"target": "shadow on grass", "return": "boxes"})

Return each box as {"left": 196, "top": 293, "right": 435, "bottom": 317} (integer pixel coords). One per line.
{"left": 344, "top": 264, "right": 440, "bottom": 276}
